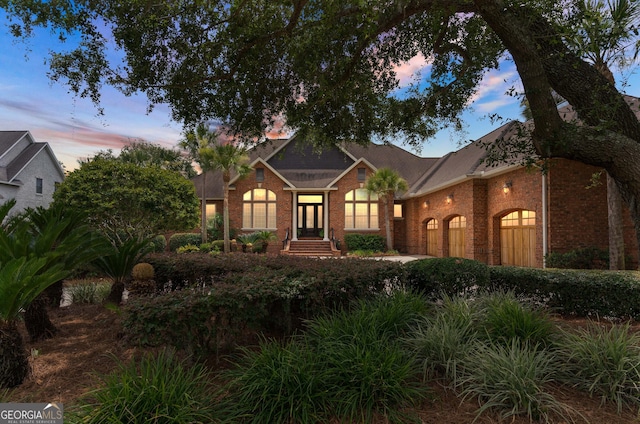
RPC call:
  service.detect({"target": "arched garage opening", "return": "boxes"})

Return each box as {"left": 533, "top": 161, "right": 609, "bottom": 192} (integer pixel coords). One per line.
{"left": 500, "top": 210, "right": 536, "bottom": 267}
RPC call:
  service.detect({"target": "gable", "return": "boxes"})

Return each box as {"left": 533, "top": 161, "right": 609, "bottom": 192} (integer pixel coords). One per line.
{"left": 266, "top": 137, "right": 355, "bottom": 188}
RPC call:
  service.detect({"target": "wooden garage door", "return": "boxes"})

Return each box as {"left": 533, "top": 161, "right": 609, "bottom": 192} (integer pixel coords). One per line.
{"left": 426, "top": 219, "right": 438, "bottom": 256}
{"left": 500, "top": 210, "right": 536, "bottom": 267}
{"left": 448, "top": 216, "right": 466, "bottom": 258}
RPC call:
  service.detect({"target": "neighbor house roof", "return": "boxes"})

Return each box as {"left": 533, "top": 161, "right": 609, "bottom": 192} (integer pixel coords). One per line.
{"left": 0, "top": 131, "right": 65, "bottom": 185}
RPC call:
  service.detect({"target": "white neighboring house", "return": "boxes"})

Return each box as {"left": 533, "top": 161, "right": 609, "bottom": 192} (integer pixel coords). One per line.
{"left": 0, "top": 131, "right": 65, "bottom": 214}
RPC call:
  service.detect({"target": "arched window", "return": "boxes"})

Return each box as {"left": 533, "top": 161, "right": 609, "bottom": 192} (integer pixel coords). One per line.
{"left": 448, "top": 215, "right": 466, "bottom": 258}
{"left": 243, "top": 188, "right": 276, "bottom": 229}
{"left": 426, "top": 219, "right": 438, "bottom": 256}
{"left": 500, "top": 210, "right": 536, "bottom": 267}
{"left": 345, "top": 189, "right": 378, "bottom": 229}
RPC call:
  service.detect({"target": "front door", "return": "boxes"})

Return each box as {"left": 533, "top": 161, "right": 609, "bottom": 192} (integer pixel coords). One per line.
{"left": 297, "top": 194, "right": 323, "bottom": 238}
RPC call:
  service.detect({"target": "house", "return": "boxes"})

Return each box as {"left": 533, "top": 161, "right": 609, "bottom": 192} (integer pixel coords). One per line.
{"left": 0, "top": 131, "right": 65, "bottom": 214}
{"left": 192, "top": 108, "right": 639, "bottom": 268}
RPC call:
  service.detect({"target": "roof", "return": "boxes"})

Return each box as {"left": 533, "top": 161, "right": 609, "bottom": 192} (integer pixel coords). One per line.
{"left": 0, "top": 131, "right": 65, "bottom": 184}
{"left": 193, "top": 94, "right": 640, "bottom": 200}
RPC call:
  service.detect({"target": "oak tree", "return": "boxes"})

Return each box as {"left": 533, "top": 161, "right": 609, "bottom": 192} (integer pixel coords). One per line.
{"left": 3, "top": 0, "right": 640, "bottom": 260}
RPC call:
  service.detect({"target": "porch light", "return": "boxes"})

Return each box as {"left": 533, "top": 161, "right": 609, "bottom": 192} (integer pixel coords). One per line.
{"left": 446, "top": 194, "right": 453, "bottom": 204}
{"left": 423, "top": 200, "right": 430, "bottom": 209}
{"left": 503, "top": 181, "right": 512, "bottom": 194}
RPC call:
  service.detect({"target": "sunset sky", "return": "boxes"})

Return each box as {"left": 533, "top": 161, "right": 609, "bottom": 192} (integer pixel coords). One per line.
{"left": 1, "top": 11, "right": 639, "bottom": 171}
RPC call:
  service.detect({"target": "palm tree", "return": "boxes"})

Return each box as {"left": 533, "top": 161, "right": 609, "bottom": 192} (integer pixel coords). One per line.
{"left": 0, "top": 201, "right": 102, "bottom": 387}
{"left": 94, "top": 236, "right": 153, "bottom": 305}
{"left": 564, "top": 0, "right": 640, "bottom": 269}
{"left": 180, "top": 125, "right": 218, "bottom": 244}
{"left": 365, "top": 167, "right": 409, "bottom": 251}
{"left": 0, "top": 203, "right": 107, "bottom": 341}
{"left": 184, "top": 125, "right": 252, "bottom": 253}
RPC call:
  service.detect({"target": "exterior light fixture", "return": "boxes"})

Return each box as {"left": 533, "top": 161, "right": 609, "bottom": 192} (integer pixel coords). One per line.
{"left": 503, "top": 181, "right": 512, "bottom": 194}
{"left": 446, "top": 194, "right": 453, "bottom": 204}
{"left": 423, "top": 200, "right": 430, "bottom": 208}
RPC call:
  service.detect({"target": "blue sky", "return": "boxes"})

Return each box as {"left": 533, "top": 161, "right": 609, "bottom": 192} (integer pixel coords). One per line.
{"left": 1, "top": 14, "right": 639, "bottom": 171}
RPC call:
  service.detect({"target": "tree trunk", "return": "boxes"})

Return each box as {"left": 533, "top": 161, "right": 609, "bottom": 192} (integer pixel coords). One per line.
{"left": 0, "top": 320, "right": 29, "bottom": 389}
{"left": 201, "top": 171, "right": 208, "bottom": 244}
{"left": 223, "top": 174, "right": 231, "bottom": 253}
{"left": 383, "top": 196, "right": 393, "bottom": 251}
{"left": 24, "top": 295, "right": 57, "bottom": 342}
{"left": 104, "top": 279, "right": 127, "bottom": 305}
{"left": 608, "top": 172, "right": 626, "bottom": 270}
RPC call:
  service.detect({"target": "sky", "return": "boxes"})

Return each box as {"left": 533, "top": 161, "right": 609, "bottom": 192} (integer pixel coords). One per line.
{"left": 1, "top": 12, "right": 639, "bottom": 171}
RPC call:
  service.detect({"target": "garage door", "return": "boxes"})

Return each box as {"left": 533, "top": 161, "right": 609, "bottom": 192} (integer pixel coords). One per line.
{"left": 500, "top": 210, "right": 536, "bottom": 267}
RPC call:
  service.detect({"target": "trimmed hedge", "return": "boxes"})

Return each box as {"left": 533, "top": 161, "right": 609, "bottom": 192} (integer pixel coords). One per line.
{"left": 344, "top": 233, "right": 386, "bottom": 252}
{"left": 150, "top": 235, "right": 167, "bottom": 253}
{"left": 403, "top": 257, "right": 490, "bottom": 298}
{"left": 168, "top": 233, "right": 202, "bottom": 252}
{"left": 124, "top": 255, "right": 405, "bottom": 354}
{"left": 489, "top": 266, "right": 640, "bottom": 319}
{"left": 545, "top": 247, "right": 609, "bottom": 269}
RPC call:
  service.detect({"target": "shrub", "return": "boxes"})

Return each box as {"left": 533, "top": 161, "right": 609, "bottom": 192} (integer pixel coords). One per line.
{"left": 176, "top": 244, "right": 200, "bottom": 254}
{"left": 220, "top": 292, "right": 430, "bottom": 424}
{"left": 124, "top": 255, "right": 406, "bottom": 354}
{"left": 149, "top": 235, "right": 167, "bottom": 253}
{"left": 403, "top": 257, "right": 490, "bottom": 298}
{"left": 458, "top": 341, "right": 573, "bottom": 423}
{"left": 488, "top": 267, "right": 640, "bottom": 320}
{"left": 344, "top": 233, "right": 386, "bottom": 252}
{"left": 477, "top": 291, "right": 556, "bottom": 348}
{"left": 405, "top": 294, "right": 480, "bottom": 384}
{"left": 131, "top": 263, "right": 154, "bottom": 281}
{"left": 70, "top": 349, "right": 215, "bottom": 423}
{"left": 219, "top": 339, "right": 327, "bottom": 423}
{"left": 557, "top": 323, "right": 640, "bottom": 413}
{"left": 67, "top": 281, "right": 111, "bottom": 305}
{"left": 168, "top": 233, "right": 202, "bottom": 252}
{"left": 545, "top": 246, "right": 609, "bottom": 269}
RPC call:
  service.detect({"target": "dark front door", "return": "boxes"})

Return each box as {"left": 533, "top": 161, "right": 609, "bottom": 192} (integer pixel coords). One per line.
{"left": 297, "top": 194, "right": 323, "bottom": 238}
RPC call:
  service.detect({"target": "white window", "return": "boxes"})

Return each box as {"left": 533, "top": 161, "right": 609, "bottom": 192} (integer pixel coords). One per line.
{"left": 242, "top": 188, "right": 277, "bottom": 229}
{"left": 345, "top": 188, "right": 378, "bottom": 229}
{"left": 36, "top": 178, "right": 43, "bottom": 194}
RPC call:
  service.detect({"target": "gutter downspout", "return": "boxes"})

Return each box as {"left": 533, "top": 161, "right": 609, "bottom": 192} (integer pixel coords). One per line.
{"left": 542, "top": 173, "right": 548, "bottom": 268}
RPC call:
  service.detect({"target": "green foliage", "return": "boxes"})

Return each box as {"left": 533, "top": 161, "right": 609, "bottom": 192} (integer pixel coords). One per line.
{"left": 488, "top": 266, "right": 640, "bottom": 319}
{"left": 344, "top": 233, "right": 386, "bottom": 252}
{"left": 70, "top": 349, "right": 215, "bottom": 423}
{"left": 168, "top": 233, "right": 202, "bottom": 252}
{"left": 149, "top": 235, "right": 167, "bottom": 253}
{"left": 477, "top": 291, "right": 556, "bottom": 348}
{"left": 457, "top": 341, "right": 573, "bottom": 423}
{"left": 0, "top": 202, "right": 106, "bottom": 322}
{"left": 220, "top": 292, "right": 430, "bottom": 423}
{"left": 205, "top": 214, "right": 238, "bottom": 242}
{"left": 92, "top": 237, "right": 152, "bottom": 286}
{"left": 67, "top": 281, "right": 111, "bottom": 304}
{"left": 403, "top": 258, "right": 491, "bottom": 299}
{"left": 545, "top": 246, "right": 610, "bottom": 269}
{"left": 558, "top": 322, "right": 640, "bottom": 412}
{"left": 53, "top": 158, "right": 199, "bottom": 244}
{"left": 116, "top": 140, "right": 197, "bottom": 178}
{"left": 236, "top": 232, "right": 259, "bottom": 246}
{"left": 219, "top": 339, "right": 327, "bottom": 423}
{"left": 124, "top": 255, "right": 404, "bottom": 352}
{"left": 176, "top": 244, "right": 200, "bottom": 254}
{"left": 405, "top": 295, "right": 480, "bottom": 385}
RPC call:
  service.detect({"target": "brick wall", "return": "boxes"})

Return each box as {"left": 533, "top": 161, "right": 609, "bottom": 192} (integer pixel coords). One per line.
{"left": 402, "top": 159, "right": 638, "bottom": 268}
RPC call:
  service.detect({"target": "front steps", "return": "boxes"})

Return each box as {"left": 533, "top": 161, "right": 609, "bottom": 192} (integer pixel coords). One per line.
{"left": 282, "top": 240, "right": 341, "bottom": 257}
